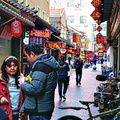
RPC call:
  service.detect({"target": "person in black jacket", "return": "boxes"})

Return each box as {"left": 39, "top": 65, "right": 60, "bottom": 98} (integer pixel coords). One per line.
{"left": 74, "top": 54, "right": 84, "bottom": 86}
{"left": 58, "top": 55, "right": 70, "bottom": 101}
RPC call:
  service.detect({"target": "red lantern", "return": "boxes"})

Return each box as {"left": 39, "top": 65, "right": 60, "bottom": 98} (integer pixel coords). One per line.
{"left": 61, "top": 42, "right": 66, "bottom": 48}
{"left": 96, "top": 33, "right": 102, "bottom": 38}
{"left": 96, "top": 19, "right": 102, "bottom": 25}
{"left": 91, "top": 0, "right": 102, "bottom": 8}
{"left": 90, "top": 10, "right": 101, "bottom": 20}
{"left": 96, "top": 37, "right": 101, "bottom": 43}
{"left": 96, "top": 26, "right": 102, "bottom": 32}
{"left": 11, "top": 20, "right": 22, "bottom": 38}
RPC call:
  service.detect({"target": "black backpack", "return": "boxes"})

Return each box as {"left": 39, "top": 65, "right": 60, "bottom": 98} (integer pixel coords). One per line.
{"left": 74, "top": 59, "right": 81, "bottom": 69}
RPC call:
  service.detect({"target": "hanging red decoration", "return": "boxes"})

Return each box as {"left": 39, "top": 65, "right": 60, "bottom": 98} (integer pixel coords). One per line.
{"left": 96, "top": 26, "right": 102, "bottom": 32}
{"left": 96, "top": 19, "right": 102, "bottom": 25}
{"left": 91, "top": 0, "right": 102, "bottom": 8}
{"left": 96, "top": 33, "right": 102, "bottom": 38}
{"left": 11, "top": 20, "right": 22, "bottom": 38}
{"left": 90, "top": 10, "right": 101, "bottom": 20}
{"left": 61, "top": 42, "right": 66, "bottom": 48}
{"left": 73, "top": 33, "right": 77, "bottom": 42}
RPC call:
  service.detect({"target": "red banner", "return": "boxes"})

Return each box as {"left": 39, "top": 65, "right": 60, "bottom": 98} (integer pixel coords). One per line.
{"left": 73, "top": 33, "right": 77, "bottom": 42}
{"left": 0, "top": 25, "right": 12, "bottom": 40}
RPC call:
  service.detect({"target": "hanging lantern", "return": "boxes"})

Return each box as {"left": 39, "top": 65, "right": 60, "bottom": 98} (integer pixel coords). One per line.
{"left": 96, "top": 37, "right": 101, "bottom": 43}
{"left": 73, "top": 33, "right": 77, "bottom": 42}
{"left": 49, "top": 43, "right": 52, "bottom": 48}
{"left": 96, "top": 19, "right": 102, "bottom": 25}
{"left": 96, "top": 33, "right": 102, "bottom": 38}
{"left": 91, "top": 0, "right": 102, "bottom": 8}
{"left": 11, "top": 20, "right": 22, "bottom": 38}
{"left": 61, "top": 42, "right": 66, "bottom": 48}
{"left": 96, "top": 26, "right": 102, "bottom": 32}
{"left": 90, "top": 10, "right": 101, "bottom": 20}
{"left": 60, "top": 49, "right": 66, "bottom": 54}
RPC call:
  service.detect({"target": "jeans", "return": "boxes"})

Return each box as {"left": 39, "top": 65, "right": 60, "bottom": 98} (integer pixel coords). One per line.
{"left": 58, "top": 79, "right": 68, "bottom": 98}
{"left": 75, "top": 69, "right": 82, "bottom": 84}
{"left": 29, "top": 115, "right": 51, "bottom": 120}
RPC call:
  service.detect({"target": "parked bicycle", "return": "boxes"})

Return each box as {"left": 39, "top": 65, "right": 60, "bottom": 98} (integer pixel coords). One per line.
{"left": 58, "top": 100, "right": 120, "bottom": 120}
{"left": 94, "top": 75, "right": 120, "bottom": 112}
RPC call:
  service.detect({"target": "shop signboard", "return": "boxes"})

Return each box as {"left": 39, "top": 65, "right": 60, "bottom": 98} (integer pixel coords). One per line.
{"left": 29, "top": 36, "right": 44, "bottom": 46}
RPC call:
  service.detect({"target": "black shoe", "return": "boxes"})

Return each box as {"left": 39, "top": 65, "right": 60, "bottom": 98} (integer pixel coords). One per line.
{"left": 59, "top": 97, "right": 62, "bottom": 101}
{"left": 76, "top": 83, "right": 78, "bottom": 85}
{"left": 62, "top": 95, "right": 66, "bottom": 100}
{"left": 79, "top": 82, "right": 81, "bottom": 85}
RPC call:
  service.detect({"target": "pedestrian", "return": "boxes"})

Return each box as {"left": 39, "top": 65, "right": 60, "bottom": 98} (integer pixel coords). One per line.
{"left": 74, "top": 54, "right": 84, "bottom": 86}
{"left": 68, "top": 57, "right": 71, "bottom": 65}
{"left": 93, "top": 54, "right": 98, "bottom": 65}
{"left": 89, "top": 57, "right": 93, "bottom": 67}
{"left": 0, "top": 56, "right": 27, "bottom": 120}
{"left": 19, "top": 43, "right": 60, "bottom": 120}
{"left": 100, "top": 57, "right": 104, "bottom": 66}
{"left": 58, "top": 55, "right": 70, "bottom": 101}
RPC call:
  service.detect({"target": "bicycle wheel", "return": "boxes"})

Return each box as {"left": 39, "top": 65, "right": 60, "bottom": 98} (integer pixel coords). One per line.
{"left": 57, "top": 115, "right": 82, "bottom": 120}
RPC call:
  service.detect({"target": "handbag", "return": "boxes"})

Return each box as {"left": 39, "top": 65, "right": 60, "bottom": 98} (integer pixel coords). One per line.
{"left": 0, "top": 108, "right": 9, "bottom": 120}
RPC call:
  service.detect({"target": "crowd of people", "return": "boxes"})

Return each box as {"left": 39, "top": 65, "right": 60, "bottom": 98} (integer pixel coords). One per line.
{"left": 0, "top": 43, "right": 102, "bottom": 120}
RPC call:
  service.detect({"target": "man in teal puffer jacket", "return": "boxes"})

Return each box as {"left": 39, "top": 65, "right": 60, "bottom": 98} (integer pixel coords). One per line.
{"left": 19, "top": 43, "right": 60, "bottom": 120}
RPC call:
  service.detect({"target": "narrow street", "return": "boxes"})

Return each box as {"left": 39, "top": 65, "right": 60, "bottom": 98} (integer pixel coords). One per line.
{"left": 51, "top": 64, "right": 102, "bottom": 120}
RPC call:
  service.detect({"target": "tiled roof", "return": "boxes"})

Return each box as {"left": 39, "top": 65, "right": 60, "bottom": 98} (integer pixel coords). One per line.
{"left": 0, "top": 1, "right": 35, "bottom": 27}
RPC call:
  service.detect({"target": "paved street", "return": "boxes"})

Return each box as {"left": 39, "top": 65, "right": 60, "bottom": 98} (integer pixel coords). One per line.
{"left": 51, "top": 64, "right": 102, "bottom": 120}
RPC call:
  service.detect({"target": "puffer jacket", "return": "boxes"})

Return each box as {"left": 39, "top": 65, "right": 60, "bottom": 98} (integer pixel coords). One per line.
{"left": 0, "top": 73, "right": 27, "bottom": 120}
{"left": 20, "top": 54, "right": 60, "bottom": 115}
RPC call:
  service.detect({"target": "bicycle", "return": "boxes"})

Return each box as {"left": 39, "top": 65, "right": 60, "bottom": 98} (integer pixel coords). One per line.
{"left": 58, "top": 100, "right": 120, "bottom": 120}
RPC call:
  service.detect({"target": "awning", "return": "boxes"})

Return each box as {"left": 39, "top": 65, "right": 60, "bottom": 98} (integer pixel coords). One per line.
{"left": 101, "top": 0, "right": 114, "bottom": 22}
{"left": 51, "top": 34, "right": 75, "bottom": 48}
{"left": 35, "top": 17, "right": 60, "bottom": 36}
{"left": 0, "top": 1, "right": 35, "bottom": 27}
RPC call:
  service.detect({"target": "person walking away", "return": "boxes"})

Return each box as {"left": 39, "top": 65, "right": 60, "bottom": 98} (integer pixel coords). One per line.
{"left": 58, "top": 55, "right": 70, "bottom": 101}
{"left": 68, "top": 57, "right": 71, "bottom": 65}
{"left": 100, "top": 57, "right": 104, "bottom": 66}
{"left": 93, "top": 55, "right": 98, "bottom": 65}
{"left": 74, "top": 54, "right": 84, "bottom": 86}
{"left": 0, "top": 56, "right": 27, "bottom": 120}
{"left": 89, "top": 57, "right": 93, "bottom": 67}
{"left": 19, "top": 43, "right": 60, "bottom": 120}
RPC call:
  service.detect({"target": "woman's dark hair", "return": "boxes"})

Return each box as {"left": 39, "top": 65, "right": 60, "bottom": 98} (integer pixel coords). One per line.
{"left": 25, "top": 43, "right": 42, "bottom": 55}
{"left": 1, "top": 56, "right": 20, "bottom": 88}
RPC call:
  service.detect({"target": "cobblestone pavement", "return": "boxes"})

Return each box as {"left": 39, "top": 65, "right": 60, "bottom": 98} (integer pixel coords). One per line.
{"left": 51, "top": 64, "right": 102, "bottom": 120}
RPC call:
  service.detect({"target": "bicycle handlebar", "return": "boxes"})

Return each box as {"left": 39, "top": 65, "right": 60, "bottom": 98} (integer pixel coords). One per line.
{"left": 58, "top": 106, "right": 87, "bottom": 110}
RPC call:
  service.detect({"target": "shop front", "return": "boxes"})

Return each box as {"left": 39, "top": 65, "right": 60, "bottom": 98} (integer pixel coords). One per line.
{"left": 0, "top": 0, "right": 35, "bottom": 69}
